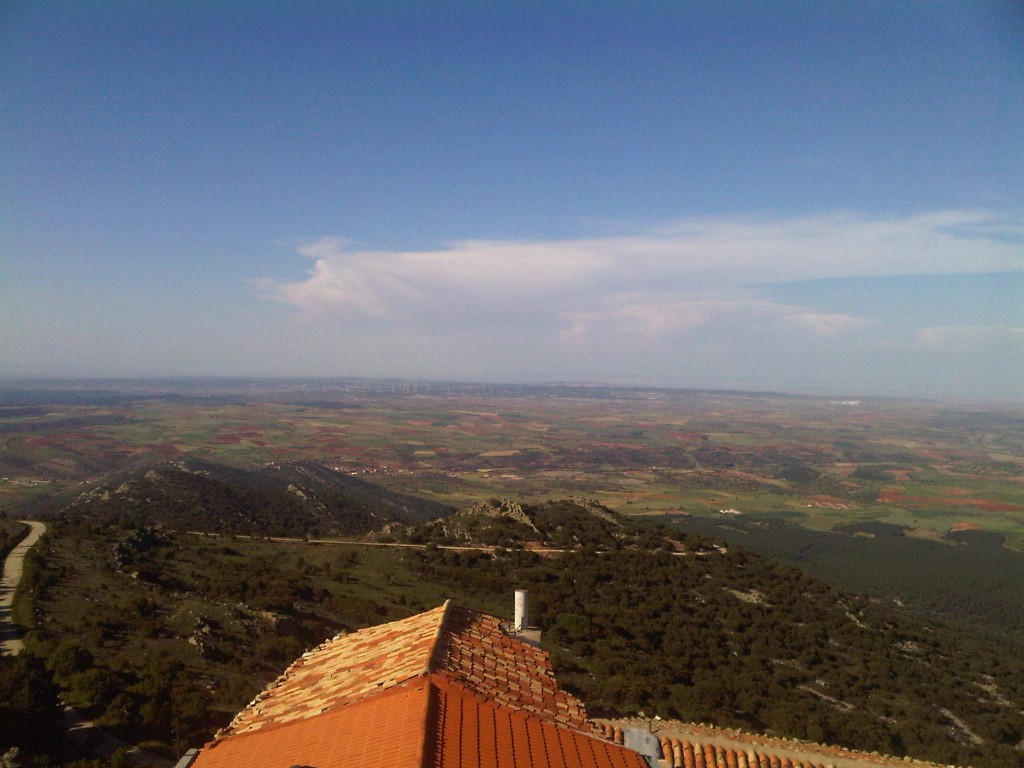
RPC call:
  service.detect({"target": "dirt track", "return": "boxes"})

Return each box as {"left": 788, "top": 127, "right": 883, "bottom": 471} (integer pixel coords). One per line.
{"left": 1, "top": 519, "right": 47, "bottom": 655}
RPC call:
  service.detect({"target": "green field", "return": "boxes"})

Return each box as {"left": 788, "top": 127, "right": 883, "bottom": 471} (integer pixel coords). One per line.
{"left": 4, "top": 381, "right": 1024, "bottom": 767}
{"left": 2, "top": 381, "right": 1023, "bottom": 548}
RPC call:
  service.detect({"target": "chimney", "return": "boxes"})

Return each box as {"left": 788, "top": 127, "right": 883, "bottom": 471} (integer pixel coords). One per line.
{"left": 514, "top": 589, "right": 528, "bottom": 632}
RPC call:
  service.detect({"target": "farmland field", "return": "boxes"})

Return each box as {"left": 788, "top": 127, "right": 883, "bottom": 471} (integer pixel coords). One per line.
{"left": 4, "top": 379, "right": 1024, "bottom": 768}
{"left": 2, "top": 378, "right": 1022, "bottom": 549}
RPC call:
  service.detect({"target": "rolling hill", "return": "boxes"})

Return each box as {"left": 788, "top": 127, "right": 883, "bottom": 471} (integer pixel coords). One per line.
{"left": 8, "top": 490, "right": 1021, "bottom": 767}
{"left": 60, "top": 458, "right": 453, "bottom": 537}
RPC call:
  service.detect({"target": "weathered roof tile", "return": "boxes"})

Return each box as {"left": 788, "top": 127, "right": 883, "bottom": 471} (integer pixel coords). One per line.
{"left": 192, "top": 601, "right": 640, "bottom": 768}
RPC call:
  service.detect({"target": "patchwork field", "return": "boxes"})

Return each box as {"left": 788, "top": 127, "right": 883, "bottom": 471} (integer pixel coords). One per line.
{"left": 2, "top": 379, "right": 1023, "bottom": 548}
{"left": 3, "top": 380, "right": 1024, "bottom": 768}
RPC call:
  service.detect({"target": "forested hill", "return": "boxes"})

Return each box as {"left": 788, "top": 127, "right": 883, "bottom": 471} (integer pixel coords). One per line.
{"left": 12, "top": 496, "right": 1024, "bottom": 768}
{"left": 670, "top": 514, "right": 1024, "bottom": 653}
{"left": 399, "top": 497, "right": 651, "bottom": 549}
{"left": 401, "top": 501, "right": 1024, "bottom": 768}
{"left": 60, "top": 458, "right": 452, "bottom": 536}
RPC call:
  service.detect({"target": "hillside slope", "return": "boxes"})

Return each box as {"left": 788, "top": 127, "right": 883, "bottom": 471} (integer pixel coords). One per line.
{"left": 672, "top": 514, "right": 1024, "bottom": 652}
{"left": 62, "top": 458, "right": 452, "bottom": 536}
{"left": 13, "top": 497, "right": 1024, "bottom": 768}
{"left": 405, "top": 501, "right": 1024, "bottom": 768}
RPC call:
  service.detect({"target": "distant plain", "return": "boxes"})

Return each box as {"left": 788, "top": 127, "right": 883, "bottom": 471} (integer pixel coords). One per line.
{"left": 3, "top": 379, "right": 1024, "bottom": 766}
{"left": 2, "top": 379, "right": 1022, "bottom": 549}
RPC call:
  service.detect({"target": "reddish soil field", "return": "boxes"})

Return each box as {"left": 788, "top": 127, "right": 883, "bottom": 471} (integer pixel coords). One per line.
{"left": 958, "top": 498, "right": 1024, "bottom": 512}
{"left": 876, "top": 488, "right": 903, "bottom": 503}
{"left": 878, "top": 488, "right": 1024, "bottom": 513}
{"left": 147, "top": 443, "right": 181, "bottom": 456}
{"left": 950, "top": 521, "right": 982, "bottom": 531}
{"left": 667, "top": 431, "right": 705, "bottom": 441}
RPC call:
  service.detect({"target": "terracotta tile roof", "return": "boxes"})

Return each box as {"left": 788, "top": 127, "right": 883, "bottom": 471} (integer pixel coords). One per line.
{"left": 191, "top": 601, "right": 644, "bottom": 768}
{"left": 214, "top": 600, "right": 595, "bottom": 740}
{"left": 433, "top": 602, "right": 596, "bottom": 734}
{"left": 192, "top": 676, "right": 432, "bottom": 768}
{"left": 654, "top": 736, "right": 831, "bottom": 768}
{"left": 427, "top": 675, "right": 643, "bottom": 768}
{"left": 220, "top": 602, "right": 447, "bottom": 737}
{"left": 603, "top": 717, "right": 959, "bottom": 768}
{"left": 191, "top": 663, "right": 646, "bottom": 768}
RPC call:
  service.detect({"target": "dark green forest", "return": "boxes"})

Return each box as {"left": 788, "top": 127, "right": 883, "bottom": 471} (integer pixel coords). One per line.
{"left": 3, "top": 494, "right": 1022, "bottom": 767}
{"left": 406, "top": 536, "right": 1024, "bottom": 767}
{"left": 671, "top": 515, "right": 1024, "bottom": 652}
{"left": 58, "top": 459, "right": 452, "bottom": 537}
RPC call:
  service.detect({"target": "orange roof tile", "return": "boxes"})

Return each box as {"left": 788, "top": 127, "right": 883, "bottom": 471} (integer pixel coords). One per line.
{"left": 192, "top": 677, "right": 430, "bottom": 768}
{"left": 433, "top": 602, "right": 596, "bottom": 734}
{"left": 429, "top": 675, "right": 643, "bottom": 768}
{"left": 220, "top": 602, "right": 448, "bottom": 737}
{"left": 653, "top": 737, "right": 832, "bottom": 768}
{"left": 214, "top": 600, "right": 595, "bottom": 740}
{"left": 192, "top": 675, "right": 647, "bottom": 768}
{"left": 192, "top": 601, "right": 643, "bottom": 768}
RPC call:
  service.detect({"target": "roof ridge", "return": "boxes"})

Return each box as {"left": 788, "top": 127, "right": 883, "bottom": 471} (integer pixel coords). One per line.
{"left": 418, "top": 675, "right": 443, "bottom": 768}
{"left": 423, "top": 598, "right": 453, "bottom": 675}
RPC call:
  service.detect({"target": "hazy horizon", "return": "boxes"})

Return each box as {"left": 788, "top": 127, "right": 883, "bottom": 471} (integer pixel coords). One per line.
{"left": 2, "top": 372, "right": 1022, "bottom": 407}
{"left": 2, "top": 3, "right": 1021, "bottom": 400}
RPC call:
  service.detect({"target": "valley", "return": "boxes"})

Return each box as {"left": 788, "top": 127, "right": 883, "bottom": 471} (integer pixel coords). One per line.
{"left": 1, "top": 379, "right": 1023, "bottom": 768}
{"left": 3, "top": 379, "right": 1022, "bottom": 548}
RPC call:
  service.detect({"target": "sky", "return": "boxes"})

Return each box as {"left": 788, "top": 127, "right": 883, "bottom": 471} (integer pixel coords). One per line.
{"left": 1, "top": 1, "right": 1022, "bottom": 401}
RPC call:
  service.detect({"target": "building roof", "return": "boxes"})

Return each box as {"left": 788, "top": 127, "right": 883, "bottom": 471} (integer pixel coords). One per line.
{"left": 658, "top": 736, "right": 830, "bottom": 768}
{"left": 218, "top": 601, "right": 447, "bottom": 738}
{"left": 193, "top": 676, "right": 431, "bottom": 768}
{"left": 191, "top": 601, "right": 646, "bottom": 768}
{"left": 600, "top": 718, "right": 961, "bottom": 768}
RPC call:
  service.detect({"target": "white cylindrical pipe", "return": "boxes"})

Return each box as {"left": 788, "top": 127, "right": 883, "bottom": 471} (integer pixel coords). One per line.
{"left": 514, "top": 589, "right": 528, "bottom": 631}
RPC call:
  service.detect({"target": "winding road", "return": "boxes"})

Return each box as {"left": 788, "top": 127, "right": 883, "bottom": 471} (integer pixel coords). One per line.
{"left": 186, "top": 530, "right": 721, "bottom": 557}
{"left": 0, "top": 520, "right": 172, "bottom": 765}
{"left": 1, "top": 519, "right": 47, "bottom": 655}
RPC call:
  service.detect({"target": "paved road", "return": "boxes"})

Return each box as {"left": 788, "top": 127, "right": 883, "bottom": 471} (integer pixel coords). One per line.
{"left": 0, "top": 519, "right": 174, "bottom": 766}
{"left": 0, "top": 519, "right": 47, "bottom": 655}
{"left": 187, "top": 530, "right": 575, "bottom": 554}
{"left": 186, "top": 531, "right": 717, "bottom": 557}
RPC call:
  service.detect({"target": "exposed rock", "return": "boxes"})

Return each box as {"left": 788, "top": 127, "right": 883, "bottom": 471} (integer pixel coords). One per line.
{"left": 469, "top": 498, "right": 540, "bottom": 533}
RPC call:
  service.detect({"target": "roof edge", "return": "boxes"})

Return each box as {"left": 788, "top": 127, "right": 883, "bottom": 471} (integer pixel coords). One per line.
{"left": 423, "top": 598, "right": 453, "bottom": 675}
{"left": 417, "top": 676, "right": 443, "bottom": 768}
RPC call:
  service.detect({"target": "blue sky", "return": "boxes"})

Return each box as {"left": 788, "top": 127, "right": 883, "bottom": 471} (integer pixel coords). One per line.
{"left": 2, "top": 2, "right": 1022, "bottom": 401}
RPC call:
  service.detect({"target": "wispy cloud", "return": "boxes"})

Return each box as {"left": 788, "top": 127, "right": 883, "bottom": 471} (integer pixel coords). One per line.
{"left": 250, "top": 207, "right": 1024, "bottom": 396}
{"left": 782, "top": 312, "right": 878, "bottom": 336}
{"left": 257, "top": 210, "right": 1022, "bottom": 329}
{"left": 914, "top": 325, "right": 1024, "bottom": 349}
{"left": 559, "top": 300, "right": 881, "bottom": 347}
{"left": 560, "top": 299, "right": 789, "bottom": 345}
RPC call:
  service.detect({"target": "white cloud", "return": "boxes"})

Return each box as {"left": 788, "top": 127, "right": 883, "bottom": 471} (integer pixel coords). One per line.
{"left": 258, "top": 235, "right": 614, "bottom": 322}
{"left": 558, "top": 300, "right": 882, "bottom": 348}
{"left": 257, "top": 210, "right": 1022, "bottom": 326}
{"left": 559, "top": 299, "right": 788, "bottom": 344}
{"left": 914, "top": 325, "right": 1024, "bottom": 349}
{"left": 782, "top": 312, "right": 878, "bottom": 336}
